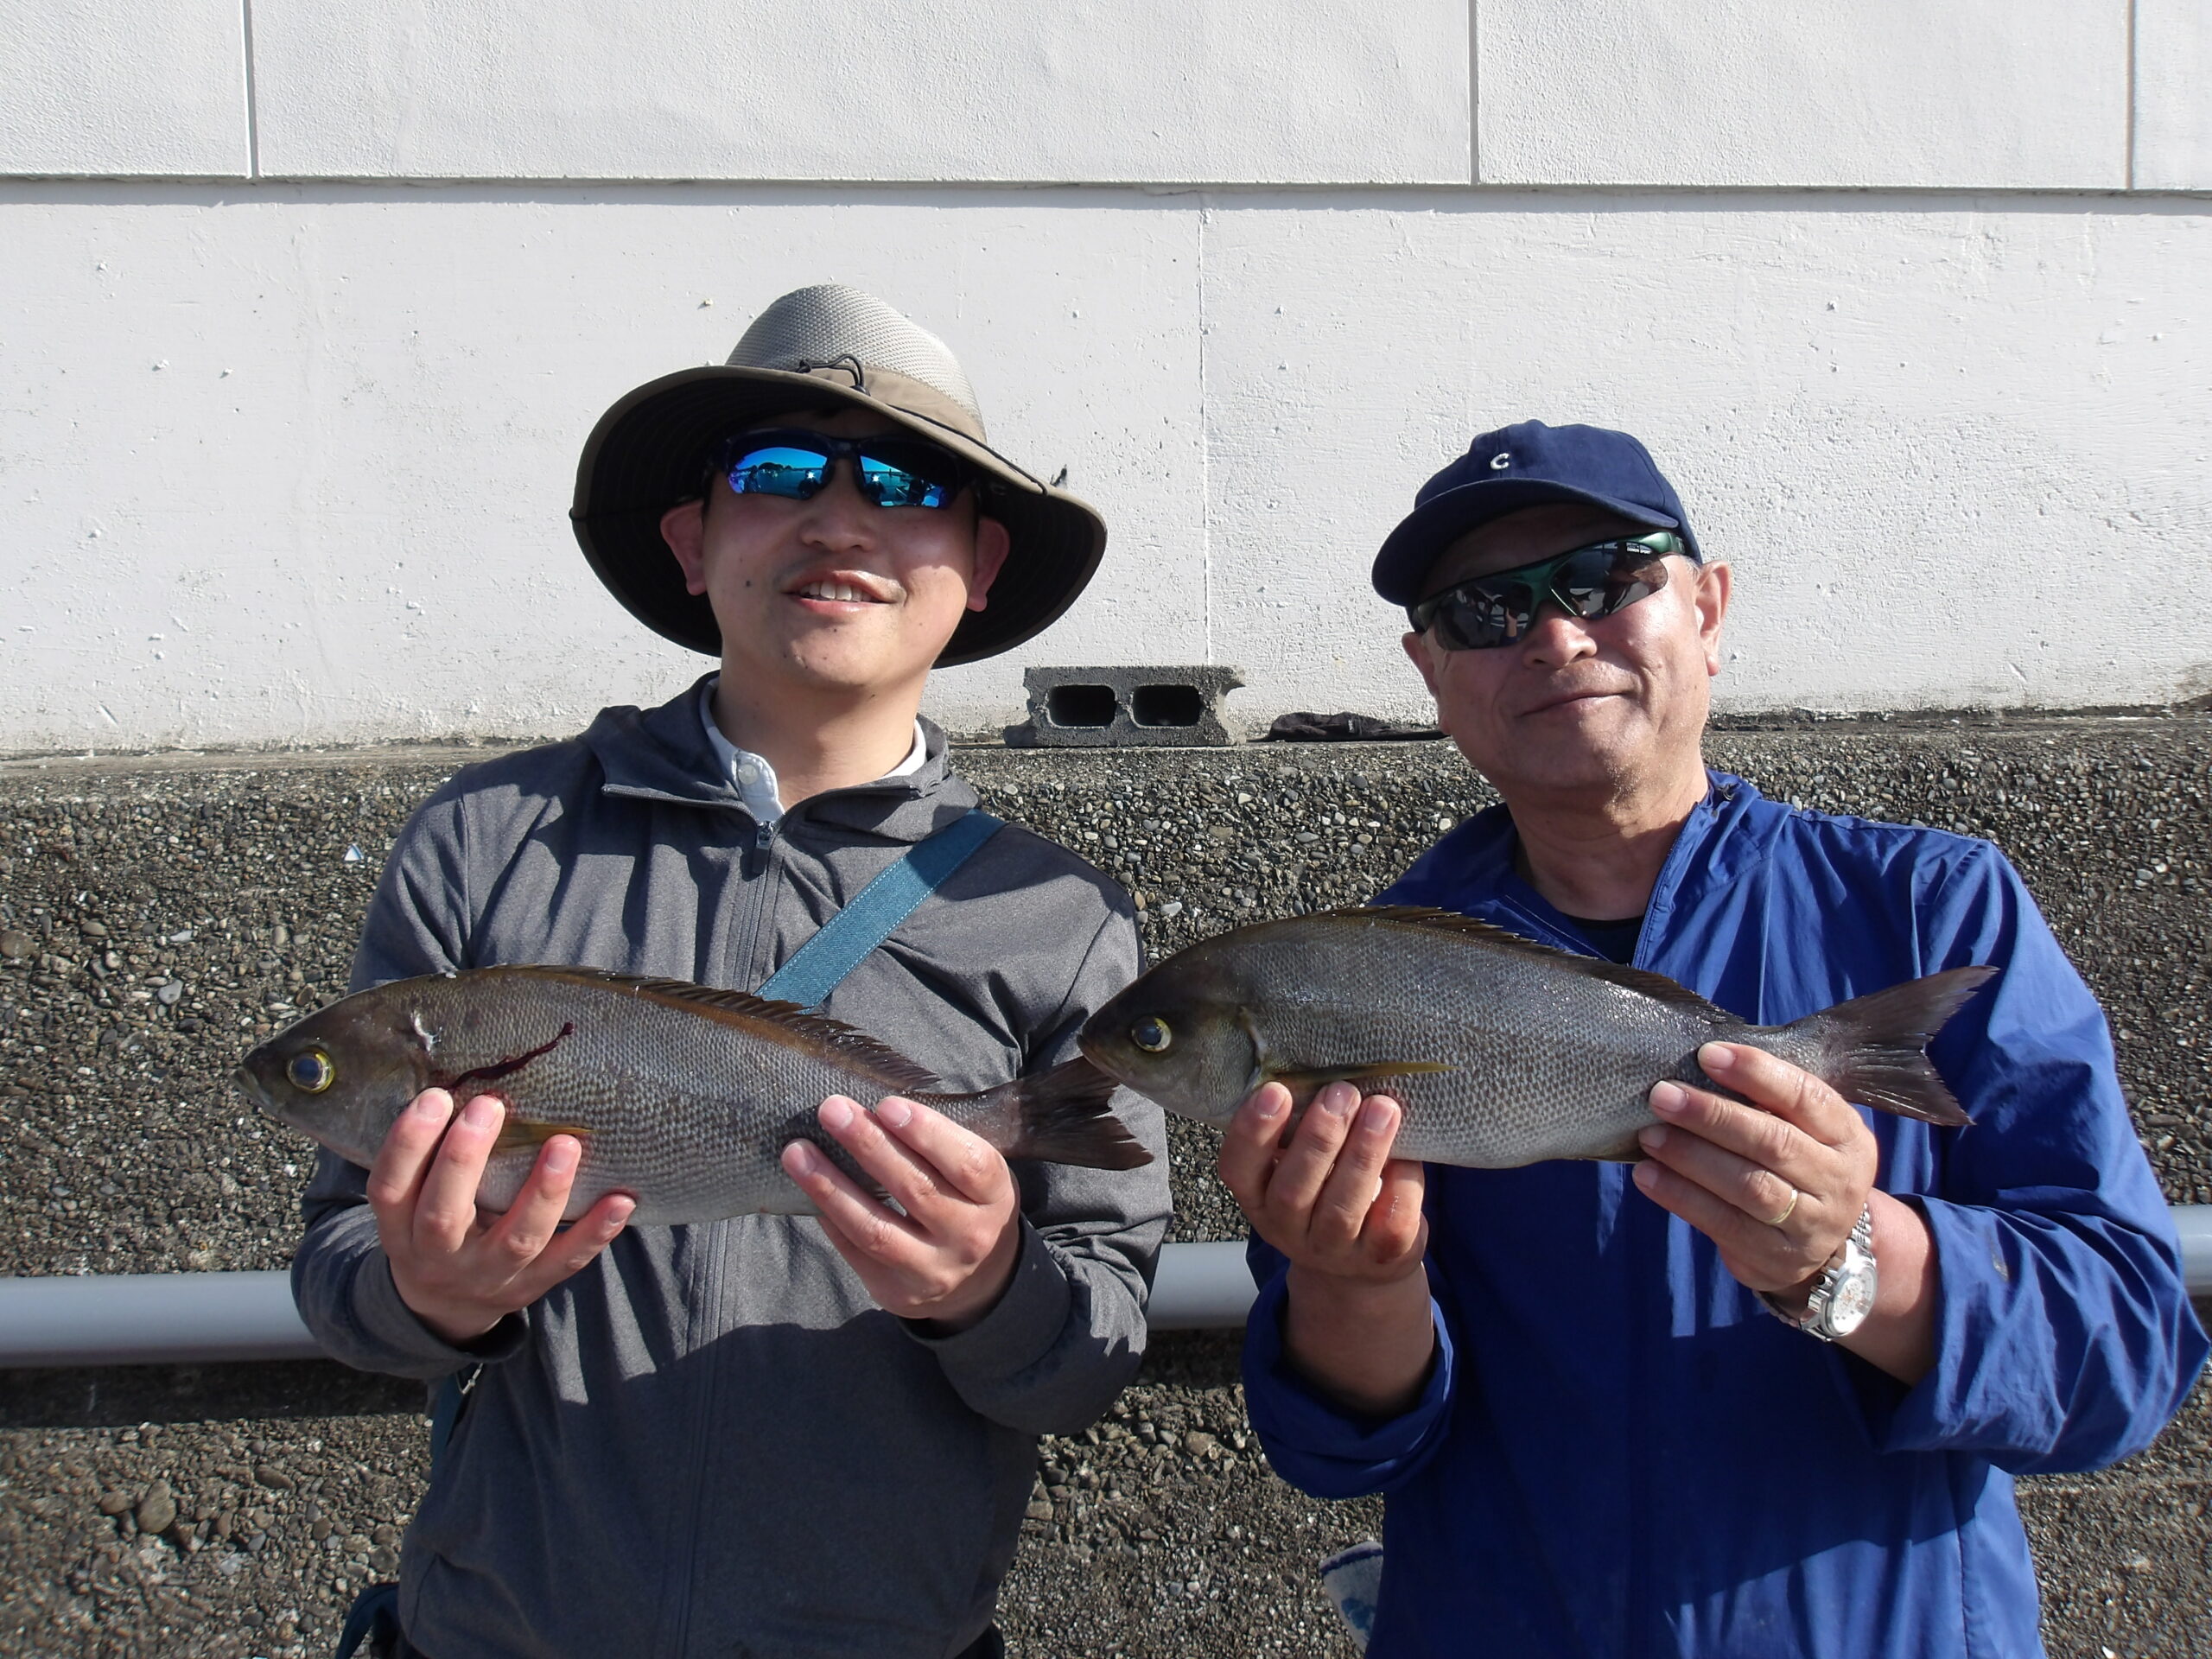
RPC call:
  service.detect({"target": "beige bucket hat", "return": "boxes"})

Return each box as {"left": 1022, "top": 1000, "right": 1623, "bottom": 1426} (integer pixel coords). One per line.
{"left": 571, "top": 283, "right": 1108, "bottom": 666}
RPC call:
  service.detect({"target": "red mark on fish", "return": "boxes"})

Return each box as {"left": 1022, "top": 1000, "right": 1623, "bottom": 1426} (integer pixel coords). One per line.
{"left": 442, "top": 1022, "right": 577, "bottom": 1093}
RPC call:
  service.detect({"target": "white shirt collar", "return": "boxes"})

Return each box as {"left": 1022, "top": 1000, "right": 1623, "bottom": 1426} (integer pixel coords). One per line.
{"left": 697, "top": 677, "right": 926, "bottom": 827}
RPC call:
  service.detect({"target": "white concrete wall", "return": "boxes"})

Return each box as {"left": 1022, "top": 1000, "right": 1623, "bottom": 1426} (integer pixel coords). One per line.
{"left": 0, "top": 0, "right": 249, "bottom": 176}
{"left": 245, "top": 0, "right": 1473, "bottom": 184}
{"left": 2, "top": 1, "right": 2208, "bottom": 752}
{"left": 2136, "top": 0, "right": 2212, "bottom": 191}
{"left": 1475, "top": 0, "right": 2130, "bottom": 188}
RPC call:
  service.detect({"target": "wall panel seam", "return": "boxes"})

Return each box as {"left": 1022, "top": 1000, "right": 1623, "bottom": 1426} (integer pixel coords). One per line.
{"left": 2125, "top": 0, "right": 2138, "bottom": 192}
{"left": 1468, "top": 0, "right": 1481, "bottom": 186}
{"left": 241, "top": 0, "right": 262, "bottom": 179}
{"left": 1198, "top": 198, "right": 1213, "bottom": 664}
{"left": 3, "top": 180, "right": 2210, "bottom": 200}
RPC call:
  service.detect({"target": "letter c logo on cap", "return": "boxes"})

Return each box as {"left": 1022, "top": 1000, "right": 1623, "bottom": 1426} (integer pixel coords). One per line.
{"left": 1489, "top": 453, "right": 1511, "bottom": 471}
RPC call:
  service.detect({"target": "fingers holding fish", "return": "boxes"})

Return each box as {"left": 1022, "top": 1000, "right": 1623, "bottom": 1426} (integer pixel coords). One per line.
{"left": 785, "top": 1096, "right": 1024, "bottom": 1331}
{"left": 1694, "top": 1043, "right": 1881, "bottom": 1232}
{"left": 1640, "top": 1080, "right": 1825, "bottom": 1229}
{"left": 465, "top": 1173, "right": 635, "bottom": 1321}
{"left": 1215, "top": 1084, "right": 1296, "bottom": 1212}
{"left": 369, "top": 1086, "right": 637, "bottom": 1344}
{"left": 479, "top": 1130, "right": 586, "bottom": 1270}
{"left": 1357, "top": 1155, "right": 1430, "bottom": 1271}
{"left": 1221, "top": 1083, "right": 1428, "bottom": 1284}
{"left": 364, "top": 1088, "right": 458, "bottom": 1221}
{"left": 1633, "top": 1114, "right": 1816, "bottom": 1245}
{"left": 1632, "top": 1059, "right": 1878, "bottom": 1294}
{"left": 807, "top": 1094, "right": 1015, "bottom": 1217}
{"left": 410, "top": 1093, "right": 511, "bottom": 1249}
{"left": 1313, "top": 1097, "right": 1412, "bottom": 1255}
{"left": 1698, "top": 1042, "right": 1872, "bottom": 1148}
{"left": 1236, "top": 1083, "right": 1433, "bottom": 1418}
{"left": 1257, "top": 1084, "right": 1370, "bottom": 1228}
{"left": 872, "top": 1094, "right": 1012, "bottom": 1209}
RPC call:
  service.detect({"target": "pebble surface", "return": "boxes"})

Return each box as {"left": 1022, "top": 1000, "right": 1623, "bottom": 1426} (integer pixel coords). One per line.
{"left": 0, "top": 714, "right": 2205, "bottom": 1656}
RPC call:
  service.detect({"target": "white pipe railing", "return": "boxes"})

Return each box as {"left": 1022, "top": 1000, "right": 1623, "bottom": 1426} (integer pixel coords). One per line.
{"left": 1, "top": 1213, "right": 2205, "bottom": 1367}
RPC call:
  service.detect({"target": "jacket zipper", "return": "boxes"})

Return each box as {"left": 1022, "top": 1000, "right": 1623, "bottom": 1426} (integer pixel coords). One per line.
{"left": 664, "top": 813, "right": 784, "bottom": 1654}
{"left": 1633, "top": 773, "right": 1726, "bottom": 970}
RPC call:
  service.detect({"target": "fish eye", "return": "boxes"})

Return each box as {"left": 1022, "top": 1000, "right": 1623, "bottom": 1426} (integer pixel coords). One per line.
{"left": 1130, "top": 1017, "right": 1173, "bottom": 1054}
{"left": 287, "top": 1050, "right": 334, "bottom": 1094}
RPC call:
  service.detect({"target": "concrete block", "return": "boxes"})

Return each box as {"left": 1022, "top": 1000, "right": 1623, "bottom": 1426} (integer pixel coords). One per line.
{"left": 248, "top": 0, "right": 1471, "bottom": 183}
{"left": 2135, "top": 0, "right": 2212, "bottom": 190}
{"left": 1475, "top": 0, "right": 2129, "bottom": 188}
{"left": 0, "top": 0, "right": 250, "bottom": 176}
{"left": 1006, "top": 666, "right": 1244, "bottom": 747}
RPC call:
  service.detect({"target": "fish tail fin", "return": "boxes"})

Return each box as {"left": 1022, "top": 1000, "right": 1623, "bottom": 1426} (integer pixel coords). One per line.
{"left": 1776, "top": 965, "right": 1999, "bottom": 1128}
{"left": 935, "top": 1058, "right": 1155, "bottom": 1172}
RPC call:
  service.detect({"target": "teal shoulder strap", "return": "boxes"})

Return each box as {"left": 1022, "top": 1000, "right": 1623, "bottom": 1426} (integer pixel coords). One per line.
{"left": 756, "top": 810, "right": 1004, "bottom": 1008}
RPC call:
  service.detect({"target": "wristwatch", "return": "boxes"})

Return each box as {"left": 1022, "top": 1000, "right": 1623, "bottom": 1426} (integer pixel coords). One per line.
{"left": 1758, "top": 1205, "right": 1877, "bottom": 1341}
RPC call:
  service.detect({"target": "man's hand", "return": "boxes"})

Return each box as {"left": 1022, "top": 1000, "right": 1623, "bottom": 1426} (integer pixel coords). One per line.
{"left": 1217, "top": 1081, "right": 1433, "bottom": 1416}
{"left": 780, "top": 1096, "right": 1022, "bottom": 1333}
{"left": 1631, "top": 1042, "right": 1876, "bottom": 1296}
{"left": 1221, "top": 1081, "right": 1428, "bottom": 1284}
{"left": 367, "top": 1088, "right": 635, "bottom": 1346}
{"left": 1632, "top": 1041, "right": 1939, "bottom": 1382}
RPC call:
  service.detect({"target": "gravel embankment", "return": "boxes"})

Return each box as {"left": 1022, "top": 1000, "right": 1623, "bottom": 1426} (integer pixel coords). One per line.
{"left": 0, "top": 715, "right": 2206, "bottom": 1656}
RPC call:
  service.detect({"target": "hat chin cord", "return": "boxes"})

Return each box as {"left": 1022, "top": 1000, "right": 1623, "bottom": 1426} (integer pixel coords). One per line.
{"left": 792, "top": 353, "right": 868, "bottom": 391}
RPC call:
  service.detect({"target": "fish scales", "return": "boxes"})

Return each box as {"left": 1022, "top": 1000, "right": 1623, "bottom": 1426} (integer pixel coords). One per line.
{"left": 1078, "top": 907, "right": 1993, "bottom": 1169}
{"left": 236, "top": 967, "right": 1148, "bottom": 1224}
{"left": 1217, "top": 917, "right": 1751, "bottom": 1163}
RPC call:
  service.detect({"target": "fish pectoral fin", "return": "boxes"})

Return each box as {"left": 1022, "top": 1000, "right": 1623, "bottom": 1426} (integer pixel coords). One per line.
{"left": 1236, "top": 1008, "right": 1272, "bottom": 1100}
{"left": 492, "top": 1118, "right": 594, "bottom": 1154}
{"left": 1235, "top": 1016, "right": 1452, "bottom": 1103}
{"left": 1268, "top": 1061, "right": 1455, "bottom": 1094}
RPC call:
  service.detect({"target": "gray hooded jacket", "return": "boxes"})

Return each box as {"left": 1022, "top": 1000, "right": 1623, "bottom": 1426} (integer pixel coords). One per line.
{"left": 291, "top": 679, "right": 1172, "bottom": 1659}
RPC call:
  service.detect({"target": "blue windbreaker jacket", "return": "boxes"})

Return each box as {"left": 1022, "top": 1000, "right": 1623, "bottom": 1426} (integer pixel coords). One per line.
{"left": 1243, "top": 773, "right": 2206, "bottom": 1658}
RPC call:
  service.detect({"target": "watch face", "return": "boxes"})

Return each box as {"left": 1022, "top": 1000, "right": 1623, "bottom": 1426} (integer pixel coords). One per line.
{"left": 1824, "top": 1261, "right": 1878, "bottom": 1336}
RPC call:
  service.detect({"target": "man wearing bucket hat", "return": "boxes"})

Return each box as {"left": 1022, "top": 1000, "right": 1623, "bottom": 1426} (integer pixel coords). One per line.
{"left": 1226, "top": 421, "right": 2203, "bottom": 1656}
{"left": 291, "top": 285, "right": 1171, "bottom": 1659}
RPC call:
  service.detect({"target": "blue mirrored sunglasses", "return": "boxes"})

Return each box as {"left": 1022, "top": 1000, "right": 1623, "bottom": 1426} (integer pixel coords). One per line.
{"left": 707, "top": 428, "right": 971, "bottom": 511}
{"left": 1407, "top": 531, "right": 1687, "bottom": 651}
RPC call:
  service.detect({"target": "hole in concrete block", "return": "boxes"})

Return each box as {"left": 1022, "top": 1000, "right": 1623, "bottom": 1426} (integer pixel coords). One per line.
{"left": 1132, "top": 683, "right": 1205, "bottom": 728}
{"left": 1046, "top": 684, "right": 1119, "bottom": 728}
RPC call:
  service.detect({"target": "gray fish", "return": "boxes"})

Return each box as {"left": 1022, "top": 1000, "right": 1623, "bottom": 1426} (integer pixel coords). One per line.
{"left": 1079, "top": 907, "right": 1994, "bottom": 1166}
{"left": 236, "top": 966, "right": 1149, "bottom": 1224}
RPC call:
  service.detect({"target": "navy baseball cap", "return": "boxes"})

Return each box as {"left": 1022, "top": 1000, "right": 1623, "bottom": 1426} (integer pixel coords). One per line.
{"left": 1371, "top": 420, "right": 1703, "bottom": 605}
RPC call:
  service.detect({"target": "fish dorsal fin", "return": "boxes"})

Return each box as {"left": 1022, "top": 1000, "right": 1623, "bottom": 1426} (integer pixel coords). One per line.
{"left": 1306, "top": 906, "right": 1744, "bottom": 1024}
{"left": 483, "top": 965, "right": 943, "bottom": 1093}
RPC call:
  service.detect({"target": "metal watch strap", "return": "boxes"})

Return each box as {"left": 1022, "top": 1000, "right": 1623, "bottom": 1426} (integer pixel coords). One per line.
{"left": 1758, "top": 1205, "right": 1877, "bottom": 1341}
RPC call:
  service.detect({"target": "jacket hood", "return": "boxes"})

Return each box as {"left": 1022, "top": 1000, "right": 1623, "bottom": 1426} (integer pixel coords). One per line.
{"left": 578, "top": 673, "right": 981, "bottom": 842}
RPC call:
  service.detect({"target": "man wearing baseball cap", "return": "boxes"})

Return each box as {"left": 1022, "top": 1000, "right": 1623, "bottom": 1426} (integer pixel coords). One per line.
{"left": 1227, "top": 421, "right": 2203, "bottom": 1655}
{"left": 291, "top": 285, "right": 1171, "bottom": 1658}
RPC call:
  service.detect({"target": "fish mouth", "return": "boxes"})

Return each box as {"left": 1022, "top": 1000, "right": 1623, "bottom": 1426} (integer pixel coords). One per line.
{"left": 232, "top": 1064, "right": 277, "bottom": 1116}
